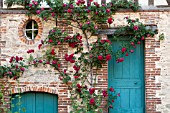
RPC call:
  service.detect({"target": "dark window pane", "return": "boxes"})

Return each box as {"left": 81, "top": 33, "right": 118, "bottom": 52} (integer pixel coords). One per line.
{"left": 25, "top": 20, "right": 38, "bottom": 40}
{"left": 26, "top": 21, "right": 33, "bottom": 29}
{"left": 26, "top": 30, "right": 32, "bottom": 40}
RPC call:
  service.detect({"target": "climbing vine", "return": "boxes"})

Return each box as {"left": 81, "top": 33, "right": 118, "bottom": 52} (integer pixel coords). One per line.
{"left": 0, "top": 0, "right": 158, "bottom": 113}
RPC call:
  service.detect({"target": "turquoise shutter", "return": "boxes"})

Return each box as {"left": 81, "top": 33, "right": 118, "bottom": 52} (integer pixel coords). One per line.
{"left": 108, "top": 39, "right": 145, "bottom": 113}
{"left": 11, "top": 92, "right": 58, "bottom": 113}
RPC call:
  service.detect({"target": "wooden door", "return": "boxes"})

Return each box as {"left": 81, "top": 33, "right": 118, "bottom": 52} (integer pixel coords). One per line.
{"left": 108, "top": 39, "right": 145, "bottom": 113}
{"left": 11, "top": 92, "right": 58, "bottom": 113}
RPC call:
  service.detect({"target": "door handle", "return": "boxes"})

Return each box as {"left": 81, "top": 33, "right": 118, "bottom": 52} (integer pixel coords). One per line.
{"left": 134, "top": 82, "right": 137, "bottom": 85}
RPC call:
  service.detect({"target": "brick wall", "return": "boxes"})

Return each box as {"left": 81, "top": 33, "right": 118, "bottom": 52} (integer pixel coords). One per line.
{"left": 1, "top": 10, "right": 170, "bottom": 113}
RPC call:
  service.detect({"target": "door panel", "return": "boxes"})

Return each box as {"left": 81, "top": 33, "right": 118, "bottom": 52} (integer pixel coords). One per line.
{"left": 108, "top": 39, "right": 145, "bottom": 113}
{"left": 11, "top": 92, "right": 58, "bottom": 113}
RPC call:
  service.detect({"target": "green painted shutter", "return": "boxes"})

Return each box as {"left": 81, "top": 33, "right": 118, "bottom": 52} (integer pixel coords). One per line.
{"left": 11, "top": 92, "right": 58, "bottom": 113}
{"left": 108, "top": 39, "right": 145, "bottom": 113}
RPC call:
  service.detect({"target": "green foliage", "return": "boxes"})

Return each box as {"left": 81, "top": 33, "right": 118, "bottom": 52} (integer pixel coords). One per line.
{"left": 159, "top": 33, "right": 165, "bottom": 40}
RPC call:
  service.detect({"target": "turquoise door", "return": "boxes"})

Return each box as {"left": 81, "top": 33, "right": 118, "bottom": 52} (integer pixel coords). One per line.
{"left": 108, "top": 39, "right": 145, "bottom": 113}
{"left": 11, "top": 92, "right": 58, "bottom": 113}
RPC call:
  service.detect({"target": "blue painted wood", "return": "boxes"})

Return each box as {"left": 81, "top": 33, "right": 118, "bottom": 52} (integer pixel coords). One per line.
{"left": 12, "top": 92, "right": 58, "bottom": 113}
{"left": 108, "top": 39, "right": 145, "bottom": 113}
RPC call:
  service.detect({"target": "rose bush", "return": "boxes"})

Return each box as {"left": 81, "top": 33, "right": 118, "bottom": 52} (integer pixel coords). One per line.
{"left": 0, "top": 0, "right": 158, "bottom": 112}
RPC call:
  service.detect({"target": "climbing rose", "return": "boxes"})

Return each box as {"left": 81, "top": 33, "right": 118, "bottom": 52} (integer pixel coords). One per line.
{"left": 121, "top": 48, "right": 126, "bottom": 53}
{"left": 138, "top": 41, "right": 141, "bottom": 44}
{"left": 108, "top": 17, "right": 113, "bottom": 24}
{"left": 52, "top": 60, "right": 57, "bottom": 65}
{"left": 51, "top": 49, "right": 56, "bottom": 55}
{"left": 89, "top": 88, "right": 95, "bottom": 95}
{"left": 27, "top": 49, "right": 34, "bottom": 54}
{"left": 48, "top": 39, "right": 53, "bottom": 43}
{"left": 39, "top": 60, "right": 42, "bottom": 63}
{"left": 9, "top": 56, "right": 14, "bottom": 63}
{"left": 16, "top": 56, "right": 20, "bottom": 62}
{"left": 106, "top": 54, "right": 111, "bottom": 61}
{"left": 41, "top": 7, "right": 44, "bottom": 11}
{"left": 38, "top": 44, "right": 42, "bottom": 49}
{"left": 36, "top": 10, "right": 41, "bottom": 14}
{"left": 147, "top": 34, "right": 151, "bottom": 37}
{"left": 74, "top": 76, "right": 79, "bottom": 79}
{"left": 141, "top": 36, "right": 145, "bottom": 40}
{"left": 130, "top": 50, "right": 134, "bottom": 53}
{"left": 118, "top": 93, "right": 120, "bottom": 97}
{"left": 51, "top": 12, "right": 55, "bottom": 17}
{"left": 90, "top": 0, "right": 93, "bottom": 2}
{"left": 117, "top": 58, "right": 124, "bottom": 63}
{"left": 20, "top": 67, "right": 25, "bottom": 71}
{"left": 29, "top": 4, "right": 33, "bottom": 8}
{"left": 131, "top": 42, "right": 134, "bottom": 46}
{"left": 125, "top": 53, "right": 129, "bottom": 56}
{"left": 57, "top": 63, "right": 61, "bottom": 68}
{"left": 109, "top": 87, "right": 114, "bottom": 92}
{"left": 89, "top": 98, "right": 95, "bottom": 105}
{"left": 63, "top": 3, "right": 67, "bottom": 7}
{"left": 67, "top": 9, "right": 72, "bottom": 13}
{"left": 77, "top": 84, "right": 82, "bottom": 89}
{"left": 98, "top": 55, "right": 103, "bottom": 60}
{"left": 73, "top": 65, "right": 80, "bottom": 72}
{"left": 102, "top": 90, "right": 108, "bottom": 97}
{"left": 106, "top": 9, "right": 110, "bottom": 13}
{"left": 109, "top": 105, "right": 113, "bottom": 108}
{"left": 133, "top": 26, "right": 139, "bottom": 30}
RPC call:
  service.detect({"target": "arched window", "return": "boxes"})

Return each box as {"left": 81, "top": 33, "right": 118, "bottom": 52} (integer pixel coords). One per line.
{"left": 25, "top": 20, "right": 38, "bottom": 40}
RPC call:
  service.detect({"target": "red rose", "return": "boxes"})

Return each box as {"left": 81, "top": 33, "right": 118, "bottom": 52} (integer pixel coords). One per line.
{"left": 147, "top": 34, "right": 150, "bottom": 37}
{"left": 51, "top": 48, "right": 56, "bottom": 55}
{"left": 138, "top": 41, "right": 141, "bottom": 44}
{"left": 130, "top": 50, "right": 134, "bottom": 53}
{"left": 51, "top": 12, "right": 55, "bottom": 17}
{"left": 9, "top": 56, "right": 14, "bottom": 63}
{"left": 102, "top": 90, "right": 108, "bottom": 97}
{"left": 131, "top": 42, "right": 134, "bottom": 46}
{"left": 133, "top": 26, "right": 139, "bottom": 31}
{"left": 141, "top": 36, "right": 145, "bottom": 40}
{"left": 29, "top": 4, "right": 32, "bottom": 8}
{"left": 117, "top": 58, "right": 124, "bottom": 63}
{"left": 121, "top": 47, "right": 126, "bottom": 53}
{"left": 38, "top": 44, "right": 42, "bottom": 49}
{"left": 52, "top": 60, "right": 57, "bottom": 65}
{"left": 106, "top": 9, "right": 110, "bottom": 13}
{"left": 48, "top": 39, "right": 53, "bottom": 43}
{"left": 74, "top": 76, "right": 79, "bottom": 79}
{"left": 57, "top": 63, "right": 61, "bottom": 68}
{"left": 109, "top": 87, "right": 114, "bottom": 92}
{"left": 77, "top": 84, "right": 82, "bottom": 89}
{"left": 20, "top": 57, "right": 23, "bottom": 61}
{"left": 20, "top": 67, "right": 25, "bottom": 71}
{"left": 63, "top": 3, "right": 67, "bottom": 7}
{"left": 39, "top": 60, "right": 42, "bottom": 63}
{"left": 98, "top": 55, "right": 103, "bottom": 60}
{"left": 125, "top": 53, "right": 129, "bottom": 56}
{"left": 109, "top": 105, "right": 113, "bottom": 108}
{"left": 16, "top": 56, "right": 20, "bottom": 62}
{"left": 117, "top": 93, "right": 120, "bottom": 97}
{"left": 89, "top": 88, "right": 95, "bottom": 95}
{"left": 106, "top": 54, "right": 111, "bottom": 61}
{"left": 89, "top": 98, "right": 95, "bottom": 105}
{"left": 108, "top": 17, "right": 113, "bottom": 24}
{"left": 67, "top": 9, "right": 72, "bottom": 13}
{"left": 36, "top": 10, "right": 41, "bottom": 14}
